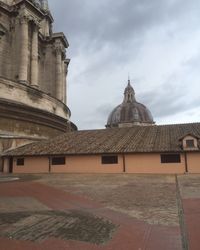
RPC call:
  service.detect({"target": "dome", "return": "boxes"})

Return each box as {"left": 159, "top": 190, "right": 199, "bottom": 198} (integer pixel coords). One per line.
{"left": 106, "top": 80, "right": 155, "bottom": 128}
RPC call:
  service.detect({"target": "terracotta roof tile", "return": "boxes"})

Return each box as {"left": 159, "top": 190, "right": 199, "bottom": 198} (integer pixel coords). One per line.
{"left": 3, "top": 123, "right": 200, "bottom": 157}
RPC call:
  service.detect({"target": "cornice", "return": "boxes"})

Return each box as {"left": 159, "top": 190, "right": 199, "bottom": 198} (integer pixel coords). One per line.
{"left": 52, "top": 32, "right": 69, "bottom": 48}
{"left": 0, "top": 77, "right": 71, "bottom": 117}
{"left": 0, "top": 0, "right": 53, "bottom": 22}
{"left": 0, "top": 98, "right": 71, "bottom": 132}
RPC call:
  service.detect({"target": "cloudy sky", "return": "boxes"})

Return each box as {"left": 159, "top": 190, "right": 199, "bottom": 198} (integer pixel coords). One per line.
{"left": 48, "top": 0, "right": 200, "bottom": 130}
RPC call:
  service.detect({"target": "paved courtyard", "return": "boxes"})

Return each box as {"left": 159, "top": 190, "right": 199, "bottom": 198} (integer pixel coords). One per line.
{"left": 0, "top": 174, "right": 199, "bottom": 249}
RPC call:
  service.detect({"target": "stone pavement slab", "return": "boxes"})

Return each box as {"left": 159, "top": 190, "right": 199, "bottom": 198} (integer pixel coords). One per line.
{"left": 178, "top": 175, "right": 200, "bottom": 250}
{"left": 0, "top": 178, "right": 183, "bottom": 250}
{"left": 0, "top": 197, "right": 50, "bottom": 212}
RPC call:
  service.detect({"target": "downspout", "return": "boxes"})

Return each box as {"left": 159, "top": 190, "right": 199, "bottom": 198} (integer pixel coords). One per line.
{"left": 123, "top": 154, "right": 126, "bottom": 173}
{"left": 184, "top": 152, "right": 188, "bottom": 174}
{"left": 48, "top": 156, "right": 51, "bottom": 173}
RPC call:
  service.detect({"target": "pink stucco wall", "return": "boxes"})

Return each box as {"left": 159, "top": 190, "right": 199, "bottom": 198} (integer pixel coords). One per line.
{"left": 8, "top": 152, "right": 200, "bottom": 174}
{"left": 3, "top": 158, "right": 10, "bottom": 173}
{"left": 13, "top": 157, "right": 49, "bottom": 173}
{"left": 187, "top": 153, "right": 200, "bottom": 173}
{"left": 51, "top": 155, "right": 124, "bottom": 173}
{"left": 125, "top": 153, "right": 185, "bottom": 174}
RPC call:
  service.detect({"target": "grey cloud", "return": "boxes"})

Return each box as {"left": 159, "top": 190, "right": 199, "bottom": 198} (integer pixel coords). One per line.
{"left": 183, "top": 53, "right": 200, "bottom": 69}
{"left": 95, "top": 103, "right": 114, "bottom": 119}
{"left": 50, "top": 0, "right": 200, "bottom": 54}
{"left": 77, "top": 103, "right": 118, "bottom": 129}
{"left": 48, "top": 0, "right": 200, "bottom": 129}
{"left": 140, "top": 84, "right": 200, "bottom": 119}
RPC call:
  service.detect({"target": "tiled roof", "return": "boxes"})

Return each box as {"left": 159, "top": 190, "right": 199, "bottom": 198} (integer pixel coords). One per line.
{"left": 3, "top": 123, "right": 200, "bottom": 157}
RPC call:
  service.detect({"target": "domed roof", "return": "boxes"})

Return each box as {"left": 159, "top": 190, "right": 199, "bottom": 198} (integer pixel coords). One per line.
{"left": 106, "top": 80, "right": 155, "bottom": 128}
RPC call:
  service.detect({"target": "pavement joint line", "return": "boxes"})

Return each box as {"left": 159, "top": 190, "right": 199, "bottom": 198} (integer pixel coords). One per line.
{"left": 141, "top": 225, "right": 152, "bottom": 250}
{"left": 0, "top": 175, "right": 185, "bottom": 249}
{"left": 175, "top": 175, "right": 189, "bottom": 250}
{"left": 0, "top": 177, "right": 19, "bottom": 182}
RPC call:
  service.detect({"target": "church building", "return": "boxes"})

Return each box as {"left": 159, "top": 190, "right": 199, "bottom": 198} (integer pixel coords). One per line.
{"left": 0, "top": 0, "right": 76, "bottom": 171}
{"left": 2, "top": 80, "right": 200, "bottom": 174}
{"left": 1, "top": 1, "right": 200, "bottom": 175}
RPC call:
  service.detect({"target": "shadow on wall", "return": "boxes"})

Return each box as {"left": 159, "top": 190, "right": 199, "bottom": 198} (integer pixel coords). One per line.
{"left": 0, "top": 157, "right": 3, "bottom": 172}
{"left": 0, "top": 141, "right": 3, "bottom": 172}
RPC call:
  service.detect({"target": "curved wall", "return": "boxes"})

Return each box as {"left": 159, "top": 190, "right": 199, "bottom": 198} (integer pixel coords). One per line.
{"left": 0, "top": 79, "right": 76, "bottom": 154}
{"left": 0, "top": 0, "right": 77, "bottom": 169}
{"left": 0, "top": 77, "right": 70, "bottom": 119}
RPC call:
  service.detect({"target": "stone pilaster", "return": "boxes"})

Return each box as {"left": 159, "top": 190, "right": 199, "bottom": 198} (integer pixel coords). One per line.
{"left": 55, "top": 41, "right": 65, "bottom": 101}
{"left": 0, "top": 24, "right": 6, "bottom": 40}
{"left": 62, "top": 60, "right": 65, "bottom": 103}
{"left": 31, "top": 24, "right": 39, "bottom": 87}
{"left": 19, "top": 16, "right": 29, "bottom": 83}
{"left": 64, "top": 59, "right": 70, "bottom": 104}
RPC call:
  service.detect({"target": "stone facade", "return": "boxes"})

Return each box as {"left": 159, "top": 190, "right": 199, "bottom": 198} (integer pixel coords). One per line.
{"left": 0, "top": 0, "right": 76, "bottom": 165}
{"left": 0, "top": 0, "right": 69, "bottom": 101}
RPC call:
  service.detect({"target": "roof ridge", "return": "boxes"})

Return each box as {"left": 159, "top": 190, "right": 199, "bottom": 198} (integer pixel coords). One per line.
{"left": 3, "top": 122, "right": 200, "bottom": 157}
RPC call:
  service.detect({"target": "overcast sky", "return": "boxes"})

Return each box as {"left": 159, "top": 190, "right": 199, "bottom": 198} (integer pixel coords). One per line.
{"left": 48, "top": 0, "right": 200, "bottom": 130}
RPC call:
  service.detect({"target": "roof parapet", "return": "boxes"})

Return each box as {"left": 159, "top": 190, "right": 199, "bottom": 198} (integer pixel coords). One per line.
{"left": 52, "top": 32, "right": 69, "bottom": 48}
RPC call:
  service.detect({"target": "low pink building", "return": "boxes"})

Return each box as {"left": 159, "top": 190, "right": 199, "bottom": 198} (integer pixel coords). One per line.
{"left": 2, "top": 123, "right": 200, "bottom": 174}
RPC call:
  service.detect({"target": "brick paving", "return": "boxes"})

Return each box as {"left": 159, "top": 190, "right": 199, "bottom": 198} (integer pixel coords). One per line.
{"left": 38, "top": 174, "right": 180, "bottom": 226}
{"left": 1, "top": 174, "right": 197, "bottom": 250}
{"left": 0, "top": 210, "right": 116, "bottom": 244}
{"left": 182, "top": 199, "right": 200, "bottom": 250}
{"left": 178, "top": 175, "right": 200, "bottom": 250}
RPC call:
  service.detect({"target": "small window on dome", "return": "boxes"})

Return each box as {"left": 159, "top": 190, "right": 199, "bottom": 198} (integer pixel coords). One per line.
{"left": 186, "top": 139, "right": 195, "bottom": 148}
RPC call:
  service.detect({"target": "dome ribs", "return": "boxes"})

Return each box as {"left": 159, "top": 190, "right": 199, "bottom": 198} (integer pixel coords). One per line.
{"left": 106, "top": 80, "right": 154, "bottom": 128}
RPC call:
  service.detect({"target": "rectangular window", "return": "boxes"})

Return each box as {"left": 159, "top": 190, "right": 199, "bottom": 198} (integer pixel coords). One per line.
{"left": 161, "top": 154, "right": 181, "bottom": 164}
{"left": 101, "top": 155, "right": 118, "bottom": 164}
{"left": 186, "top": 139, "right": 195, "bottom": 148}
{"left": 52, "top": 157, "right": 65, "bottom": 165}
{"left": 16, "top": 158, "right": 24, "bottom": 166}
